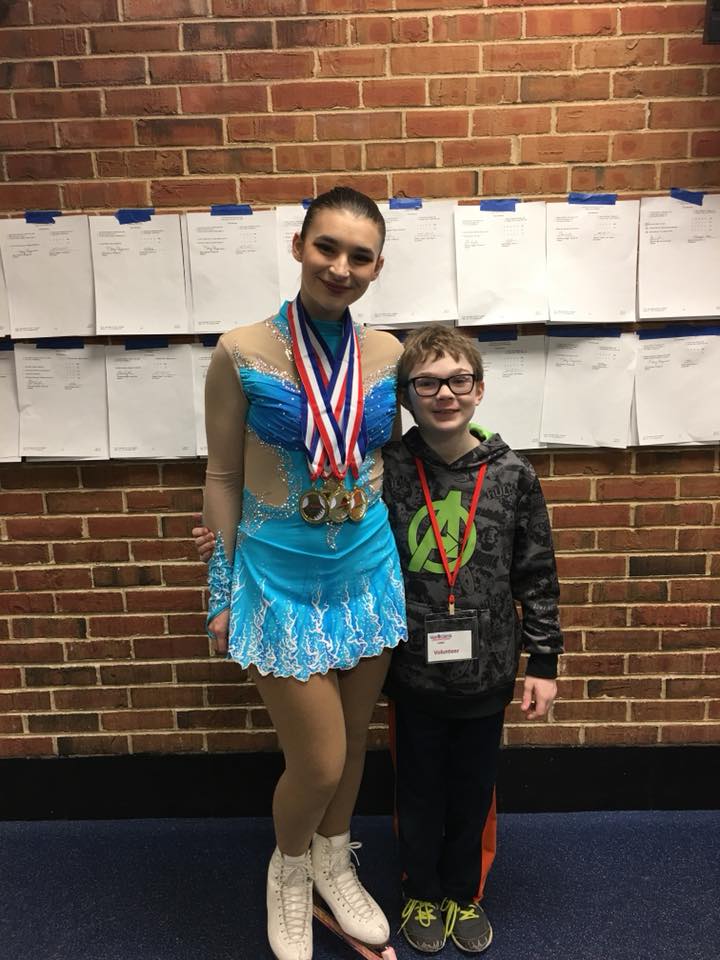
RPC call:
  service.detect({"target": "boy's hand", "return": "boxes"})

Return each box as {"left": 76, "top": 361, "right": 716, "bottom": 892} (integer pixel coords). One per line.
{"left": 521, "top": 676, "right": 557, "bottom": 720}
{"left": 208, "top": 608, "right": 229, "bottom": 656}
{"left": 191, "top": 515, "right": 216, "bottom": 562}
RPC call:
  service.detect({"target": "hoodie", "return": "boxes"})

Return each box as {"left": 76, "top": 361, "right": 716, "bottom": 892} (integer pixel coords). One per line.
{"left": 382, "top": 426, "right": 563, "bottom": 718}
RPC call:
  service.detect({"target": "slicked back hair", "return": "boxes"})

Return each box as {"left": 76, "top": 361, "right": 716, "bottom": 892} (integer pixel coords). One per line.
{"left": 300, "top": 186, "right": 386, "bottom": 253}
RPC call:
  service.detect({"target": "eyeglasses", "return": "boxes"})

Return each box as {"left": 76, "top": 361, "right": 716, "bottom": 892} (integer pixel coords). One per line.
{"left": 406, "top": 374, "right": 478, "bottom": 398}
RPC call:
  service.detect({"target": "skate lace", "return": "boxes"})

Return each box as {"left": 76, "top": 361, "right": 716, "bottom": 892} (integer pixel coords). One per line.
{"left": 442, "top": 898, "right": 482, "bottom": 937}
{"left": 327, "top": 841, "right": 374, "bottom": 917}
{"left": 280, "top": 862, "right": 312, "bottom": 940}
{"left": 399, "top": 898, "right": 439, "bottom": 931}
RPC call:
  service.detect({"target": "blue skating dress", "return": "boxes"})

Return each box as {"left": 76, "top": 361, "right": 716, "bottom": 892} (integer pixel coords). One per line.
{"left": 204, "top": 304, "right": 407, "bottom": 681}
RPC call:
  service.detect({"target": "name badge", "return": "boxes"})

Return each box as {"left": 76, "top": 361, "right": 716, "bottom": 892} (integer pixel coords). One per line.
{"left": 424, "top": 611, "right": 479, "bottom": 665}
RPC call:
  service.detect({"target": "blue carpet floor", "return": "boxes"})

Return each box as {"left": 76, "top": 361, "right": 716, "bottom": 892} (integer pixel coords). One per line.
{"left": 0, "top": 812, "right": 718, "bottom": 960}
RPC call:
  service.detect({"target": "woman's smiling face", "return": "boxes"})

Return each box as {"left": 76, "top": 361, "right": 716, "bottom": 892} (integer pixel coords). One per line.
{"left": 292, "top": 207, "right": 384, "bottom": 321}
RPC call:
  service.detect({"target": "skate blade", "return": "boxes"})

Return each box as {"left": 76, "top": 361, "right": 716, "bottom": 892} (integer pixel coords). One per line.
{"left": 312, "top": 903, "right": 397, "bottom": 960}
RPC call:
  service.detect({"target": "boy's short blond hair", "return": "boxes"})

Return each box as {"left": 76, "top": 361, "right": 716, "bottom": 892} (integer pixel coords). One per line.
{"left": 397, "top": 324, "right": 484, "bottom": 385}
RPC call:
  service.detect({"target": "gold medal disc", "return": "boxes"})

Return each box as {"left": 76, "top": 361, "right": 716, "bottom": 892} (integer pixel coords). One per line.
{"left": 347, "top": 487, "right": 368, "bottom": 522}
{"left": 327, "top": 485, "right": 351, "bottom": 523}
{"left": 299, "top": 488, "right": 330, "bottom": 524}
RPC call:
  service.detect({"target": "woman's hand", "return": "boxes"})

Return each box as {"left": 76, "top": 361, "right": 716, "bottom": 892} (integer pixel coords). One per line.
{"left": 192, "top": 515, "right": 216, "bottom": 563}
{"left": 208, "top": 608, "right": 229, "bottom": 656}
{"left": 520, "top": 676, "right": 557, "bottom": 720}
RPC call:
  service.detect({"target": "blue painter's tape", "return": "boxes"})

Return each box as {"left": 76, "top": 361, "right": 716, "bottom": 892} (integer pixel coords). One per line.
{"left": 200, "top": 334, "right": 220, "bottom": 348}
{"left": 389, "top": 197, "right": 422, "bottom": 210}
{"left": 115, "top": 208, "right": 155, "bottom": 224}
{"left": 479, "top": 199, "right": 518, "bottom": 212}
{"left": 548, "top": 325, "right": 622, "bottom": 338}
{"left": 670, "top": 187, "right": 704, "bottom": 206}
{"left": 210, "top": 204, "right": 252, "bottom": 216}
{"left": 35, "top": 337, "right": 85, "bottom": 349}
{"left": 124, "top": 337, "right": 169, "bottom": 350}
{"left": 475, "top": 327, "right": 518, "bottom": 342}
{"left": 568, "top": 193, "right": 617, "bottom": 205}
{"left": 301, "top": 198, "right": 313, "bottom": 209}
{"left": 25, "top": 210, "right": 61, "bottom": 224}
{"left": 639, "top": 324, "right": 720, "bottom": 340}
{"left": 0, "top": 339, "right": 14, "bottom": 351}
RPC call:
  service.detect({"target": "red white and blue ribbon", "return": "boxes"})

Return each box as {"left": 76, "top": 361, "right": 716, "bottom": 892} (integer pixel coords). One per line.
{"left": 288, "top": 295, "right": 367, "bottom": 481}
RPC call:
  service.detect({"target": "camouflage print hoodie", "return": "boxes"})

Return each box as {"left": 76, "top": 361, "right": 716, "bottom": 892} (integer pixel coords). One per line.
{"left": 382, "top": 425, "right": 563, "bottom": 718}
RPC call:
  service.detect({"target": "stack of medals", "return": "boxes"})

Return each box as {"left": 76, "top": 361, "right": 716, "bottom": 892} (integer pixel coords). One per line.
{"left": 288, "top": 295, "right": 369, "bottom": 526}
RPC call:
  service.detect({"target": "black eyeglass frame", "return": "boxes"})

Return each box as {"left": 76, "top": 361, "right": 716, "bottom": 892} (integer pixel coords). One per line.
{"left": 404, "top": 373, "right": 479, "bottom": 397}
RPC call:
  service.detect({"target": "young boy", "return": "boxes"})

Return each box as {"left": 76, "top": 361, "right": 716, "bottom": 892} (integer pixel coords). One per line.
{"left": 382, "top": 325, "right": 562, "bottom": 954}
{"left": 192, "top": 324, "right": 562, "bottom": 956}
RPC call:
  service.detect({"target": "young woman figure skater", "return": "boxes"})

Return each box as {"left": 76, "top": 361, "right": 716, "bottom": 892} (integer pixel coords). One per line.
{"left": 203, "top": 187, "right": 407, "bottom": 960}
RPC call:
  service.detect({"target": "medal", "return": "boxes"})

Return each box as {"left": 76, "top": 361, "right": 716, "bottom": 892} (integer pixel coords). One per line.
{"left": 347, "top": 486, "right": 368, "bottom": 523}
{"left": 299, "top": 487, "right": 330, "bottom": 524}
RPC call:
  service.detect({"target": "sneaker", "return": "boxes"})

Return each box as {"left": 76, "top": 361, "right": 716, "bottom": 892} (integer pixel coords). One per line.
{"left": 266, "top": 847, "right": 313, "bottom": 960}
{"left": 400, "top": 897, "right": 446, "bottom": 954}
{"left": 443, "top": 899, "right": 493, "bottom": 954}
{"left": 312, "top": 832, "right": 389, "bottom": 946}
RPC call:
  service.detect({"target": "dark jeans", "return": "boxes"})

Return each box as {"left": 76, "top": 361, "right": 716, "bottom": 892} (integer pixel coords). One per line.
{"left": 394, "top": 701, "right": 504, "bottom": 902}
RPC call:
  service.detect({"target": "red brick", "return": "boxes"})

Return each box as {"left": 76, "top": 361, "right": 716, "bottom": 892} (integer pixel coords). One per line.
{"left": 174, "top": 661, "right": 241, "bottom": 685}
{"left": 639, "top": 451, "right": 716, "bottom": 476}
{"left": 632, "top": 701, "right": 704, "bottom": 722}
{"left": 92, "top": 565, "right": 161, "bottom": 587}
{"left": 613, "top": 131, "right": 688, "bottom": 162}
{"left": 620, "top": 4, "right": 705, "bottom": 35}
{"left": 317, "top": 111, "right": 403, "bottom": 141}
{"left": 519, "top": 73, "right": 609, "bottom": 105}
{"left": 666, "top": 678, "right": 720, "bottom": 698}
{"left": 149, "top": 54, "right": 223, "bottom": 84}
{"left": 66, "top": 639, "right": 132, "bottom": 661}
{"left": 557, "top": 103, "right": 646, "bottom": 133}
{"left": 125, "top": 489, "right": 201, "bottom": 513}
{"left": 552, "top": 504, "right": 631, "bottom": 528}
{"left": 29, "top": 713, "right": 100, "bottom": 734}
{"left": 363, "top": 78, "right": 428, "bottom": 108}
{"left": 54, "top": 541, "right": 129, "bottom": 563}
{"left": 1, "top": 592, "right": 53, "bottom": 617}
{"left": 319, "top": 49, "right": 386, "bottom": 78}
{"left": 152, "top": 176, "right": 237, "bottom": 207}
{"left": 272, "top": 82, "right": 360, "bottom": 112}
{"left": 405, "top": 111, "right": 469, "bottom": 139}
{"left": 183, "top": 21, "right": 272, "bottom": 50}
{"left": 585, "top": 629, "right": 659, "bottom": 652}
{"left": 692, "top": 132, "right": 720, "bottom": 158}
{"left": 7, "top": 518, "right": 83, "bottom": 540}
{"left": 0, "top": 738, "right": 55, "bottom": 758}
{"left": 276, "top": 19, "right": 346, "bottom": 48}
{"left": 485, "top": 42, "right": 572, "bottom": 72}
{"left": 433, "top": 12, "right": 521, "bottom": 41}
{"left": 0, "top": 492, "right": 44, "bottom": 514}
{"left": 228, "top": 51, "right": 314, "bottom": 81}
{"left": 657, "top": 161, "right": 720, "bottom": 190}
{"left": 597, "top": 477, "right": 678, "bottom": 500}
{"left": 0, "top": 543, "right": 49, "bottom": 566}
{"left": 351, "top": 14, "right": 428, "bottom": 45}
{"left": 596, "top": 528, "right": 676, "bottom": 551}
{"left": 0, "top": 27, "right": 85, "bottom": 59}
{"left": 180, "top": 85, "right": 267, "bottom": 115}
{"left": 628, "top": 652, "right": 704, "bottom": 675}
{"left": 16, "top": 568, "right": 92, "bottom": 591}
{"left": 482, "top": 166, "right": 567, "bottom": 196}
{"left": 80, "top": 463, "right": 160, "bottom": 487}
{"left": 316, "top": 173, "right": 389, "bottom": 199}
{"left": 0, "top": 121, "right": 56, "bottom": 150}
{"left": 131, "top": 687, "right": 204, "bottom": 709}
{"left": 667, "top": 37, "right": 720, "bottom": 65}
{"left": 629, "top": 555, "right": 705, "bottom": 577}
{"left": 14, "top": 90, "right": 102, "bottom": 120}
{"left": 85, "top": 516, "right": 157, "bottom": 539}
{"left": 187, "top": 148, "right": 273, "bottom": 175}
{"left": 132, "top": 733, "right": 205, "bottom": 753}
{"left": 88, "top": 615, "right": 165, "bottom": 638}
{"left": 104, "top": 88, "right": 179, "bottom": 117}
{"left": 125, "top": 589, "right": 203, "bottom": 613}
{"left": 679, "top": 476, "right": 720, "bottom": 498}
{"left": 0, "top": 180, "right": 62, "bottom": 209}
{"left": 161, "top": 463, "right": 206, "bottom": 485}
{"left": 527, "top": 8, "right": 615, "bottom": 37}
{"left": 561, "top": 654, "right": 624, "bottom": 676}
{"left": 365, "top": 141, "right": 435, "bottom": 170}
{"left": 55, "top": 591, "right": 122, "bottom": 614}
{"left": 0, "top": 642, "right": 64, "bottom": 664}
{"left": 0, "top": 0, "right": 29, "bottom": 23}
{"left": 635, "top": 502, "right": 713, "bottom": 525}
{"left": 391, "top": 170, "right": 477, "bottom": 199}
{"left": 571, "top": 164, "right": 657, "bottom": 192}
{"left": 444, "top": 137, "right": 514, "bottom": 166}
{"left": 588, "top": 677, "right": 662, "bottom": 699}
{"left": 709, "top": 69, "right": 720, "bottom": 95}
{"left": 678, "top": 529, "right": 720, "bottom": 551}
{"left": 58, "top": 57, "right": 145, "bottom": 87}
{"left": 592, "top": 580, "right": 668, "bottom": 603}
{"left": 614, "top": 68, "right": 704, "bottom": 99}
{"left": 55, "top": 689, "right": 129, "bottom": 710}
{"left": 57, "top": 119, "right": 135, "bottom": 149}
{"left": 100, "top": 663, "right": 172, "bottom": 685}
{"left": 650, "top": 100, "right": 720, "bottom": 130}
{"left": 661, "top": 724, "right": 720, "bottom": 745}
{"left": 669, "top": 580, "right": 720, "bottom": 603}
{"left": 26, "top": 665, "right": 97, "bottom": 687}
{"left": 473, "top": 106, "right": 551, "bottom": 137}
{"left": 278, "top": 143, "right": 362, "bottom": 173}
{"left": 632, "top": 605, "right": 709, "bottom": 628}
{"left": 58, "top": 735, "right": 129, "bottom": 756}
{"left": 552, "top": 701, "right": 627, "bottom": 722}
{"left": 520, "top": 135, "right": 608, "bottom": 164}
{"left": 130, "top": 540, "right": 195, "bottom": 561}
{"left": 126, "top": 0, "right": 206, "bottom": 14}
{"left": 90, "top": 24, "right": 178, "bottom": 54}
{"left": 0, "top": 691, "right": 52, "bottom": 712}
{"left": 207, "top": 684, "right": 263, "bottom": 707}
{"left": 574, "top": 39, "right": 663, "bottom": 70}
{"left": 560, "top": 604, "right": 627, "bottom": 627}
{"left": 102, "top": 709, "right": 174, "bottom": 732}
{"left": 0, "top": 61, "right": 55, "bottom": 88}
{"left": 661, "top": 628, "right": 720, "bottom": 650}
{"left": 133, "top": 635, "right": 208, "bottom": 658}
{"left": 392, "top": 44, "right": 478, "bottom": 76}
{"left": 137, "top": 117, "right": 224, "bottom": 146}
{"left": 586, "top": 726, "right": 659, "bottom": 746}
{"left": 554, "top": 451, "right": 631, "bottom": 476}
{"left": 505, "top": 725, "right": 581, "bottom": 746}
{"left": 238, "top": 176, "right": 321, "bottom": 204}
{"left": 229, "top": 114, "right": 315, "bottom": 143}
{"left": 33, "top": 0, "right": 118, "bottom": 22}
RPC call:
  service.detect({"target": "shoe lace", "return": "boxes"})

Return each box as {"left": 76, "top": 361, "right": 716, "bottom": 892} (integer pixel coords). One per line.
{"left": 442, "top": 898, "right": 481, "bottom": 937}
{"left": 280, "top": 861, "right": 312, "bottom": 940}
{"left": 399, "top": 898, "right": 440, "bottom": 931}
{"left": 327, "top": 840, "right": 375, "bottom": 917}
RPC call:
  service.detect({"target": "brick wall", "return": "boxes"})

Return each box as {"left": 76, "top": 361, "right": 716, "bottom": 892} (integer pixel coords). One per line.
{"left": 1, "top": 1, "right": 719, "bottom": 758}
